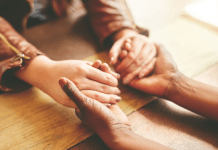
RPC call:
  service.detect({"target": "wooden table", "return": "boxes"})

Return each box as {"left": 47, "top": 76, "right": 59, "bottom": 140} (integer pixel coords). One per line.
{"left": 1, "top": 13, "right": 218, "bottom": 150}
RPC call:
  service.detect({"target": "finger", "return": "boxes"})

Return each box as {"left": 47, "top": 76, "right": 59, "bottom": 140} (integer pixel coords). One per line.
{"left": 138, "top": 57, "right": 157, "bottom": 78}
{"left": 86, "top": 62, "right": 93, "bottom": 66}
{"left": 125, "top": 38, "right": 132, "bottom": 43}
{"left": 129, "top": 76, "right": 157, "bottom": 93}
{"left": 121, "top": 51, "right": 156, "bottom": 85}
{"left": 122, "top": 57, "right": 156, "bottom": 85}
{"left": 122, "top": 66, "right": 143, "bottom": 85}
{"left": 92, "top": 60, "right": 102, "bottom": 69}
{"left": 114, "top": 59, "right": 121, "bottom": 69}
{"left": 100, "top": 63, "right": 111, "bottom": 73}
{"left": 100, "top": 63, "right": 120, "bottom": 79}
{"left": 129, "top": 76, "right": 167, "bottom": 97}
{"left": 119, "top": 50, "right": 128, "bottom": 60}
{"left": 156, "top": 43, "right": 177, "bottom": 68}
{"left": 120, "top": 42, "right": 156, "bottom": 79}
{"left": 115, "top": 36, "right": 144, "bottom": 73}
{"left": 156, "top": 43, "right": 173, "bottom": 58}
{"left": 111, "top": 71, "right": 120, "bottom": 79}
{"left": 104, "top": 103, "right": 112, "bottom": 107}
{"left": 75, "top": 108, "right": 82, "bottom": 119}
{"left": 123, "top": 42, "right": 131, "bottom": 51}
{"left": 87, "top": 66, "right": 118, "bottom": 87}
{"left": 59, "top": 77, "right": 90, "bottom": 108}
{"left": 77, "top": 78, "right": 121, "bottom": 95}
{"left": 81, "top": 90, "right": 121, "bottom": 104}
{"left": 109, "top": 38, "right": 125, "bottom": 65}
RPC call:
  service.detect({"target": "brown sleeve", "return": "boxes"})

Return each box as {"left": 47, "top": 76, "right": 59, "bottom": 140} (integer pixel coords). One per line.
{"left": 83, "top": 0, "right": 136, "bottom": 44}
{"left": 0, "top": 17, "right": 43, "bottom": 92}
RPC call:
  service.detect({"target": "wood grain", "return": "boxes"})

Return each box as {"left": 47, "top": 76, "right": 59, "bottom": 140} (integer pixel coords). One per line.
{"left": 0, "top": 59, "right": 155, "bottom": 150}
{"left": 2, "top": 15, "right": 218, "bottom": 150}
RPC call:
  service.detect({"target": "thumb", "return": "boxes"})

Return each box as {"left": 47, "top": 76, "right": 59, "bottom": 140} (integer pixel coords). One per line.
{"left": 59, "top": 77, "right": 89, "bottom": 109}
{"left": 109, "top": 38, "right": 125, "bottom": 65}
{"left": 155, "top": 43, "right": 171, "bottom": 58}
{"left": 75, "top": 108, "right": 82, "bottom": 119}
{"left": 130, "top": 77, "right": 157, "bottom": 94}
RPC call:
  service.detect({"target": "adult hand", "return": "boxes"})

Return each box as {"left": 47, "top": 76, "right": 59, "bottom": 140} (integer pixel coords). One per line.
{"left": 109, "top": 29, "right": 157, "bottom": 85}
{"left": 59, "top": 77, "right": 131, "bottom": 142}
{"left": 59, "top": 77, "right": 171, "bottom": 150}
{"left": 16, "top": 58, "right": 121, "bottom": 108}
{"left": 129, "top": 44, "right": 179, "bottom": 98}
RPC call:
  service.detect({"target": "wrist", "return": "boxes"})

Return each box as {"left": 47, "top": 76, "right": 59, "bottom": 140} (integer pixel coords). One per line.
{"left": 112, "top": 28, "right": 138, "bottom": 42}
{"left": 15, "top": 55, "right": 54, "bottom": 87}
{"left": 98, "top": 126, "right": 133, "bottom": 150}
{"left": 164, "top": 71, "right": 186, "bottom": 101}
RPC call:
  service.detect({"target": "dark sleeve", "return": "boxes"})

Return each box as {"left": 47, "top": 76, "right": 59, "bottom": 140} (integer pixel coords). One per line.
{"left": 83, "top": 0, "right": 136, "bottom": 43}
{"left": 0, "top": 17, "right": 43, "bottom": 92}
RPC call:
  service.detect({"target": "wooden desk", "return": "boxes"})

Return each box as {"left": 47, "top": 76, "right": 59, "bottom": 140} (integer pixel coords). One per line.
{"left": 70, "top": 17, "right": 218, "bottom": 149}
{"left": 1, "top": 15, "right": 218, "bottom": 150}
{"left": 70, "top": 64, "right": 218, "bottom": 150}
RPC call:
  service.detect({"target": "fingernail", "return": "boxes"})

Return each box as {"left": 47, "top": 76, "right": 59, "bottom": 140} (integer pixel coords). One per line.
{"left": 126, "top": 38, "right": 132, "bottom": 43}
{"left": 104, "top": 103, "right": 111, "bottom": 107}
{"left": 117, "top": 89, "right": 121, "bottom": 94}
{"left": 116, "top": 73, "right": 120, "bottom": 79}
{"left": 139, "top": 73, "right": 145, "bottom": 79}
{"left": 110, "top": 57, "right": 114, "bottom": 65}
{"left": 124, "top": 43, "right": 131, "bottom": 50}
{"left": 59, "top": 78, "right": 67, "bottom": 88}
{"left": 116, "top": 96, "right": 122, "bottom": 102}
{"left": 123, "top": 78, "right": 129, "bottom": 85}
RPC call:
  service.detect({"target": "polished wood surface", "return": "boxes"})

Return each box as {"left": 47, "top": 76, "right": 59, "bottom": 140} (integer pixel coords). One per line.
{"left": 0, "top": 83, "right": 154, "bottom": 150}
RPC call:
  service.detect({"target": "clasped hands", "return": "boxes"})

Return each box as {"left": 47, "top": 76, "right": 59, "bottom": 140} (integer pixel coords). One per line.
{"left": 58, "top": 42, "right": 178, "bottom": 149}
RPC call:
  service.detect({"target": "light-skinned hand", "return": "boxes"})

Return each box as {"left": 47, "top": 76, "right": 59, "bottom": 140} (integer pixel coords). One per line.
{"left": 16, "top": 58, "right": 121, "bottom": 108}
{"left": 109, "top": 29, "right": 157, "bottom": 85}
{"left": 129, "top": 44, "right": 178, "bottom": 98}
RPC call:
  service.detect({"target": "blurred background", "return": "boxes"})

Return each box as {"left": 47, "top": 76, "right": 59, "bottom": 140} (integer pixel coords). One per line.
{"left": 125, "top": 0, "right": 199, "bottom": 33}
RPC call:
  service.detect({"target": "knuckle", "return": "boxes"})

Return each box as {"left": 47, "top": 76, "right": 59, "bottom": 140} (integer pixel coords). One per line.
{"left": 133, "top": 58, "right": 142, "bottom": 66}
{"left": 128, "top": 73, "right": 136, "bottom": 80}
{"left": 101, "top": 85, "right": 108, "bottom": 93}
{"left": 127, "top": 52, "right": 135, "bottom": 61}
{"left": 58, "top": 100, "right": 68, "bottom": 107}
{"left": 104, "top": 74, "right": 112, "bottom": 85}
{"left": 77, "top": 65, "right": 88, "bottom": 74}
{"left": 73, "top": 80, "right": 79, "bottom": 87}
{"left": 93, "top": 93, "right": 100, "bottom": 101}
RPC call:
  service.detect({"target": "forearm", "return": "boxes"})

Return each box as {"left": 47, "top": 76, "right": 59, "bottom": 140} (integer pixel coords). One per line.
{"left": 98, "top": 128, "right": 170, "bottom": 150}
{"left": 166, "top": 73, "right": 218, "bottom": 121}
